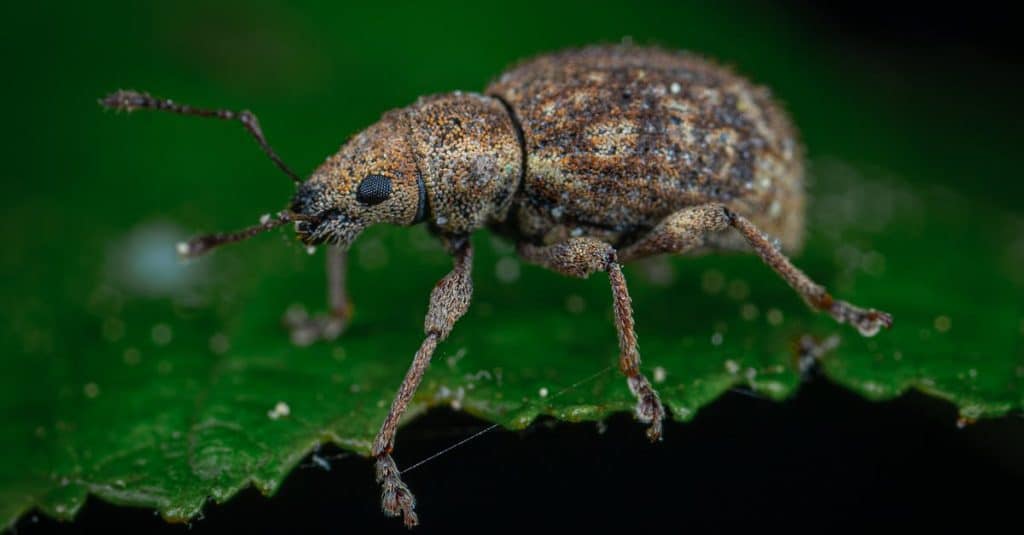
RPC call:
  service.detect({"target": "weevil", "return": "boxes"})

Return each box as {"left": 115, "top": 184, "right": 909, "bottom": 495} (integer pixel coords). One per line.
{"left": 102, "top": 44, "right": 892, "bottom": 527}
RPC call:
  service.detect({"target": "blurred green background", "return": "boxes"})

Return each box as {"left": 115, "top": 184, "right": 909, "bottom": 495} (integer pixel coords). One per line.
{"left": 2, "top": 0, "right": 1021, "bottom": 531}
{"left": 5, "top": 0, "right": 1022, "bottom": 218}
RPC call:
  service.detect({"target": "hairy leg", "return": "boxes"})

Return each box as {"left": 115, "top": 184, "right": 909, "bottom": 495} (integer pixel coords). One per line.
{"left": 518, "top": 238, "right": 664, "bottom": 441}
{"left": 619, "top": 204, "right": 892, "bottom": 336}
{"left": 373, "top": 239, "right": 474, "bottom": 527}
{"left": 284, "top": 246, "right": 351, "bottom": 346}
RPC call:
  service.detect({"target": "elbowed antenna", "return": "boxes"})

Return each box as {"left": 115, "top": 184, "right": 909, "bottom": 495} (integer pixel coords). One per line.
{"left": 178, "top": 211, "right": 314, "bottom": 258}
{"left": 99, "top": 89, "right": 302, "bottom": 184}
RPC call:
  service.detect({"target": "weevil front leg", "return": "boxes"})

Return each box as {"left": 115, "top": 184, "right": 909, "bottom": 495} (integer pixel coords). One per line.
{"left": 372, "top": 238, "right": 474, "bottom": 528}
{"left": 284, "top": 245, "right": 351, "bottom": 346}
{"left": 518, "top": 238, "right": 665, "bottom": 442}
{"left": 618, "top": 204, "right": 892, "bottom": 336}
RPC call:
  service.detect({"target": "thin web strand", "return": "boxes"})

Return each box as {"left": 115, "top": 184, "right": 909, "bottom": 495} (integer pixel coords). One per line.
{"left": 401, "top": 365, "right": 616, "bottom": 475}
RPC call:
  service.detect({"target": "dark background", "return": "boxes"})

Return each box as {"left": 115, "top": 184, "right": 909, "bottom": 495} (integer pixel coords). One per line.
{"left": 7, "top": 1, "right": 1022, "bottom": 532}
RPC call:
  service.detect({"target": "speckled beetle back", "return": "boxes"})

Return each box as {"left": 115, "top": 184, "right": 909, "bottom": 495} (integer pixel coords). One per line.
{"left": 487, "top": 45, "right": 805, "bottom": 251}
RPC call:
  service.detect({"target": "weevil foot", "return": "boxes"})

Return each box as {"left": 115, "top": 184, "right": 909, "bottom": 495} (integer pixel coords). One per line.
{"left": 283, "top": 305, "right": 347, "bottom": 346}
{"left": 828, "top": 300, "right": 893, "bottom": 338}
{"left": 628, "top": 375, "right": 665, "bottom": 442}
{"left": 375, "top": 454, "right": 418, "bottom": 528}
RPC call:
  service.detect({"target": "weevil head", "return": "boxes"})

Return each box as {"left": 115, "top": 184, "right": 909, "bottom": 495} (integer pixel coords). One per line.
{"left": 291, "top": 110, "right": 425, "bottom": 247}
{"left": 291, "top": 92, "right": 522, "bottom": 248}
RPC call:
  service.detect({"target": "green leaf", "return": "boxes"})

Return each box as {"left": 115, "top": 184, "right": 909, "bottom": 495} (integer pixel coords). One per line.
{"left": 2, "top": 1, "right": 1021, "bottom": 529}
{"left": 3, "top": 163, "right": 1021, "bottom": 527}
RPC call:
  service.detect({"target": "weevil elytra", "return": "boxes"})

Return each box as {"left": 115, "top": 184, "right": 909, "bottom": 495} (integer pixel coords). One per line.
{"left": 102, "top": 44, "right": 892, "bottom": 527}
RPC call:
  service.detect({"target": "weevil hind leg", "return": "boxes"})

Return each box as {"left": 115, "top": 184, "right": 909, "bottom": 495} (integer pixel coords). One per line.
{"left": 619, "top": 204, "right": 892, "bottom": 336}
{"left": 608, "top": 263, "right": 664, "bottom": 441}
{"left": 518, "top": 238, "right": 665, "bottom": 441}
{"left": 372, "top": 239, "right": 474, "bottom": 527}
{"left": 284, "top": 245, "right": 351, "bottom": 346}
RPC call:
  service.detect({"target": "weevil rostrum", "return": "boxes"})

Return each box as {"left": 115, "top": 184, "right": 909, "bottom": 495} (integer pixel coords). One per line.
{"left": 102, "top": 44, "right": 892, "bottom": 527}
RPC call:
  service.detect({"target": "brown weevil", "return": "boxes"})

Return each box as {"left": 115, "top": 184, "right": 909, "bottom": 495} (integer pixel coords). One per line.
{"left": 102, "top": 44, "right": 892, "bottom": 527}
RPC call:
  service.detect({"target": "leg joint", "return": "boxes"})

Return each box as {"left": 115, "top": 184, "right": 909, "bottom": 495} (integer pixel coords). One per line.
{"left": 603, "top": 249, "right": 618, "bottom": 271}
{"left": 719, "top": 205, "right": 737, "bottom": 225}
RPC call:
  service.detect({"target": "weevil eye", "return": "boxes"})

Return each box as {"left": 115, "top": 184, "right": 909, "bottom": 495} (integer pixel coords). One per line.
{"left": 356, "top": 174, "right": 393, "bottom": 205}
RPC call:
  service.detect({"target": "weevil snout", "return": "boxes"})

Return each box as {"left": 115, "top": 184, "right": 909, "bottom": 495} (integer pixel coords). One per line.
{"left": 289, "top": 113, "right": 430, "bottom": 247}
{"left": 292, "top": 208, "right": 351, "bottom": 246}
{"left": 290, "top": 182, "right": 354, "bottom": 246}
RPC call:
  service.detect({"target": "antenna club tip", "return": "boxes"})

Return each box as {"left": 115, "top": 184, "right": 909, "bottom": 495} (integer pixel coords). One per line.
{"left": 99, "top": 89, "right": 150, "bottom": 112}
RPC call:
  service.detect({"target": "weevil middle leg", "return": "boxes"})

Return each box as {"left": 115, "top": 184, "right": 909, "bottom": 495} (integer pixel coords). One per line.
{"left": 372, "top": 238, "right": 474, "bottom": 528}
{"left": 618, "top": 204, "right": 893, "bottom": 336}
{"left": 284, "top": 245, "right": 351, "bottom": 345}
{"left": 518, "top": 237, "right": 665, "bottom": 441}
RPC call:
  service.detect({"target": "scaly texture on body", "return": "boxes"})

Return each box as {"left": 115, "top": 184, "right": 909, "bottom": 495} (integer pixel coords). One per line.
{"left": 488, "top": 45, "right": 804, "bottom": 252}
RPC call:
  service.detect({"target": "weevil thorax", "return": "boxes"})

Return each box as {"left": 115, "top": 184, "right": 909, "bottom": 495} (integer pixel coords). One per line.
{"left": 404, "top": 92, "right": 521, "bottom": 237}
{"left": 291, "top": 92, "right": 521, "bottom": 248}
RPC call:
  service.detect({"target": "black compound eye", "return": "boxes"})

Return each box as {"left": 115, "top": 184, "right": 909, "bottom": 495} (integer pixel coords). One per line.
{"left": 356, "top": 174, "right": 393, "bottom": 206}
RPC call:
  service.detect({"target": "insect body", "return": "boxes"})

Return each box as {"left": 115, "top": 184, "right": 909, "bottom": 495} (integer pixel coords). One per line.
{"left": 102, "top": 44, "right": 892, "bottom": 528}
{"left": 489, "top": 47, "right": 804, "bottom": 251}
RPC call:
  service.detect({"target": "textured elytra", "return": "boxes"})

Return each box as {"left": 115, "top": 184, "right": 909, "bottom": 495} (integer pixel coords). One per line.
{"left": 487, "top": 45, "right": 805, "bottom": 252}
